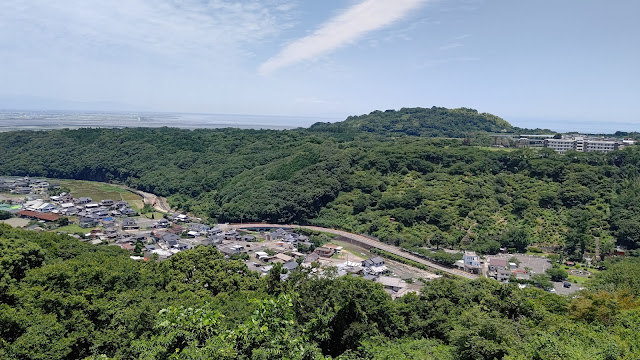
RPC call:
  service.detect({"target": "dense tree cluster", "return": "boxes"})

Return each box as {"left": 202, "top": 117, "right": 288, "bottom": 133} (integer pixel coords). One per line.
{"left": 1, "top": 224, "right": 640, "bottom": 359}
{"left": 308, "top": 107, "right": 517, "bottom": 138}
{"left": 1, "top": 114, "right": 640, "bottom": 259}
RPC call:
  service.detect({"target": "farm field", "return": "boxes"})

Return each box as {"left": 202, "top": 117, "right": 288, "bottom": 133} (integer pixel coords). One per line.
{"left": 57, "top": 180, "right": 143, "bottom": 209}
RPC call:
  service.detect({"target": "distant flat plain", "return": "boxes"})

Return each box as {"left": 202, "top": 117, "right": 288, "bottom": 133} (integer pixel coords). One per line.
{"left": 0, "top": 111, "right": 339, "bottom": 132}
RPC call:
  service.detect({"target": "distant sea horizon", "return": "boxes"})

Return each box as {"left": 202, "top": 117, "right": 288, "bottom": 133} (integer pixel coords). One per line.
{"left": 0, "top": 110, "right": 637, "bottom": 135}
{"left": 0, "top": 110, "right": 341, "bottom": 132}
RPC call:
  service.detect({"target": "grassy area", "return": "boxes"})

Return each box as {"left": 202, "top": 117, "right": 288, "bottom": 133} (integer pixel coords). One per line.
{"left": 562, "top": 265, "right": 600, "bottom": 285}
{"left": 140, "top": 211, "right": 165, "bottom": 220}
{"left": 56, "top": 224, "right": 96, "bottom": 234}
{"left": 57, "top": 179, "right": 142, "bottom": 204}
{"left": 476, "top": 146, "right": 519, "bottom": 152}
{"left": 567, "top": 274, "right": 591, "bottom": 285}
{"left": 330, "top": 239, "right": 374, "bottom": 259}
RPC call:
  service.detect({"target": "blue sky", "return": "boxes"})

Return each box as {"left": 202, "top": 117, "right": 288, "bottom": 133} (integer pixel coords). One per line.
{"left": 1, "top": 0, "right": 639, "bottom": 129}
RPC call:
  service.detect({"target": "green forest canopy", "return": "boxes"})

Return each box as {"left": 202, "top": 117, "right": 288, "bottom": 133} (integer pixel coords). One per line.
{"left": 2, "top": 224, "right": 640, "bottom": 359}
{"left": 0, "top": 107, "right": 639, "bottom": 260}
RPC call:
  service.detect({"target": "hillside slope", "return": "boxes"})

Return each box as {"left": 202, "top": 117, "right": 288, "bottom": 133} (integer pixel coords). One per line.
{"left": 309, "top": 107, "right": 514, "bottom": 137}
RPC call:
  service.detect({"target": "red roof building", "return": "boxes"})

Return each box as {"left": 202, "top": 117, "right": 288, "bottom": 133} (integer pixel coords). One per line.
{"left": 17, "top": 210, "right": 60, "bottom": 222}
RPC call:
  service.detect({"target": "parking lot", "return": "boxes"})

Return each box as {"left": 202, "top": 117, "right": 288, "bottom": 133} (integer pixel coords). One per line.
{"left": 486, "top": 253, "right": 552, "bottom": 275}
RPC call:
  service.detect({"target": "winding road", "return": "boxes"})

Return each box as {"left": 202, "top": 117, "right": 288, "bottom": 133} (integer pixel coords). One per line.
{"left": 124, "top": 187, "right": 173, "bottom": 213}
{"left": 224, "top": 223, "right": 479, "bottom": 280}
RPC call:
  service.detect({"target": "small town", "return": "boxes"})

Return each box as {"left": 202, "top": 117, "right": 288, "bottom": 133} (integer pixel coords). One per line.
{"left": 1, "top": 175, "right": 592, "bottom": 298}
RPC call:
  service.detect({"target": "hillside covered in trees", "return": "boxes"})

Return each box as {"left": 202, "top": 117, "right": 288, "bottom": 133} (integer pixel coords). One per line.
{"left": 1, "top": 121, "right": 640, "bottom": 259}
{"left": 308, "top": 107, "right": 549, "bottom": 138}
{"left": 1, "top": 224, "right": 640, "bottom": 359}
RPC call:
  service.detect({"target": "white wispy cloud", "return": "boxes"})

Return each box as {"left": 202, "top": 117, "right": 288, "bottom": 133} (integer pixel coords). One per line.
{"left": 0, "top": 0, "right": 296, "bottom": 59}
{"left": 259, "top": 0, "right": 430, "bottom": 74}
{"left": 439, "top": 42, "right": 463, "bottom": 51}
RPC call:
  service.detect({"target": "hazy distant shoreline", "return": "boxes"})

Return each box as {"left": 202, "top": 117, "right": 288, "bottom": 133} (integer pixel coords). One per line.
{"left": 0, "top": 111, "right": 341, "bottom": 132}
{"left": 0, "top": 110, "right": 636, "bottom": 134}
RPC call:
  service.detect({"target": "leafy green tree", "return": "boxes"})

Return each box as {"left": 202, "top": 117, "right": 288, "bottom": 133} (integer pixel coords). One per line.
{"left": 0, "top": 211, "right": 11, "bottom": 220}
{"left": 430, "top": 231, "right": 447, "bottom": 250}
{"left": 546, "top": 266, "right": 568, "bottom": 282}
{"left": 531, "top": 274, "right": 553, "bottom": 291}
{"left": 502, "top": 228, "right": 530, "bottom": 253}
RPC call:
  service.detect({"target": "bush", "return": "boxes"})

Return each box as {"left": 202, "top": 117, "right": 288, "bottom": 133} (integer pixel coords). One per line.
{"left": 528, "top": 246, "right": 543, "bottom": 253}
{"left": 0, "top": 210, "right": 12, "bottom": 220}
{"left": 546, "top": 266, "right": 568, "bottom": 282}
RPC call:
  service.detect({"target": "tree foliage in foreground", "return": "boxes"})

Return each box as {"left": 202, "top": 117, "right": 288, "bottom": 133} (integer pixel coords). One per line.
{"left": 1, "top": 224, "right": 640, "bottom": 359}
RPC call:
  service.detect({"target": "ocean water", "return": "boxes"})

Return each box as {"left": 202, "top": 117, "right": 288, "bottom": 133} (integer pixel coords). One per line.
{"left": 508, "top": 118, "right": 640, "bottom": 134}
{"left": 0, "top": 111, "right": 340, "bottom": 132}
{"left": 0, "top": 111, "right": 636, "bottom": 134}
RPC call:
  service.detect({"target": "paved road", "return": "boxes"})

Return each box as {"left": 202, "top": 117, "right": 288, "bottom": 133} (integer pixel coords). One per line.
{"left": 124, "top": 187, "right": 172, "bottom": 213}
{"left": 225, "top": 223, "right": 479, "bottom": 280}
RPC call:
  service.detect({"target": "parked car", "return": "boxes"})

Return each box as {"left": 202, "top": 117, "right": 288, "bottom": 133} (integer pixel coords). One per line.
{"left": 563, "top": 281, "right": 572, "bottom": 288}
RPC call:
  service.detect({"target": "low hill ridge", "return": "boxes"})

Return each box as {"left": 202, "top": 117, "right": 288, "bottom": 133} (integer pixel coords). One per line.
{"left": 309, "top": 106, "right": 514, "bottom": 137}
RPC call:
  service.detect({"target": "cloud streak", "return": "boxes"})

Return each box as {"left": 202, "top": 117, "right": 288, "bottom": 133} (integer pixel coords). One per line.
{"left": 0, "top": 0, "right": 296, "bottom": 60}
{"left": 259, "top": 0, "right": 429, "bottom": 74}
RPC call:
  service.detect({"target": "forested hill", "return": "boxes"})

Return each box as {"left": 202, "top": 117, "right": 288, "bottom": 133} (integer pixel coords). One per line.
{"left": 2, "top": 126, "right": 640, "bottom": 259}
{"left": 2, "top": 223, "right": 640, "bottom": 359}
{"left": 308, "top": 107, "right": 517, "bottom": 137}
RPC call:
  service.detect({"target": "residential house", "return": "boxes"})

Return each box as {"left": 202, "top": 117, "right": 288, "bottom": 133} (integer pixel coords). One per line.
{"left": 217, "top": 244, "right": 245, "bottom": 256}
{"left": 323, "top": 244, "right": 343, "bottom": 253}
{"left": 241, "top": 235, "right": 256, "bottom": 242}
{"left": 497, "top": 269, "right": 511, "bottom": 282}
{"left": 59, "top": 194, "right": 74, "bottom": 203}
{"left": 270, "top": 253, "right": 293, "bottom": 264}
{"left": 207, "top": 234, "right": 223, "bottom": 245}
{"left": 255, "top": 251, "right": 271, "bottom": 261}
{"left": 76, "top": 197, "right": 93, "bottom": 205}
{"left": 121, "top": 218, "right": 139, "bottom": 230}
{"left": 283, "top": 261, "right": 298, "bottom": 272}
{"left": 167, "top": 225, "right": 184, "bottom": 235}
{"left": 160, "top": 233, "right": 181, "bottom": 244}
{"left": 222, "top": 231, "right": 239, "bottom": 241}
{"left": 174, "top": 242, "right": 191, "bottom": 251}
{"left": 462, "top": 251, "right": 481, "bottom": 274}
{"left": 488, "top": 258, "right": 507, "bottom": 272}
{"left": 155, "top": 219, "right": 170, "bottom": 228}
{"left": 376, "top": 276, "right": 408, "bottom": 293}
{"left": 79, "top": 217, "right": 98, "bottom": 228}
{"left": 314, "top": 246, "right": 335, "bottom": 258}
{"left": 121, "top": 243, "right": 135, "bottom": 252}
{"left": 62, "top": 207, "right": 78, "bottom": 216}
{"left": 513, "top": 270, "right": 530, "bottom": 281}
{"left": 99, "top": 199, "right": 115, "bottom": 207}
{"left": 114, "top": 201, "right": 129, "bottom": 209}
{"left": 303, "top": 253, "right": 320, "bottom": 265}
{"left": 121, "top": 207, "right": 136, "bottom": 216}
{"left": 93, "top": 209, "right": 110, "bottom": 218}
{"left": 13, "top": 187, "right": 32, "bottom": 195}
{"left": 362, "top": 257, "right": 389, "bottom": 276}
{"left": 188, "top": 223, "right": 210, "bottom": 233}
{"left": 362, "top": 257, "right": 385, "bottom": 268}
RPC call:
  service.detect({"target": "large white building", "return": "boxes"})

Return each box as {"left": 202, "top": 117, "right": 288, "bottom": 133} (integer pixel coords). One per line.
{"left": 543, "top": 137, "right": 622, "bottom": 153}
{"left": 544, "top": 139, "right": 576, "bottom": 153}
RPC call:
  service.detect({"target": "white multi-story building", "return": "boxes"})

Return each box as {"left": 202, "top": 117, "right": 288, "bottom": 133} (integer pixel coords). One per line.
{"left": 544, "top": 139, "right": 576, "bottom": 153}
{"left": 585, "top": 140, "right": 617, "bottom": 152}
{"left": 463, "top": 251, "right": 481, "bottom": 273}
{"left": 544, "top": 137, "right": 623, "bottom": 153}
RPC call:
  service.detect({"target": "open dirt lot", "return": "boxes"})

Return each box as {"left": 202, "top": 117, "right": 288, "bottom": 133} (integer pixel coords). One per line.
{"left": 0, "top": 218, "right": 30, "bottom": 227}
